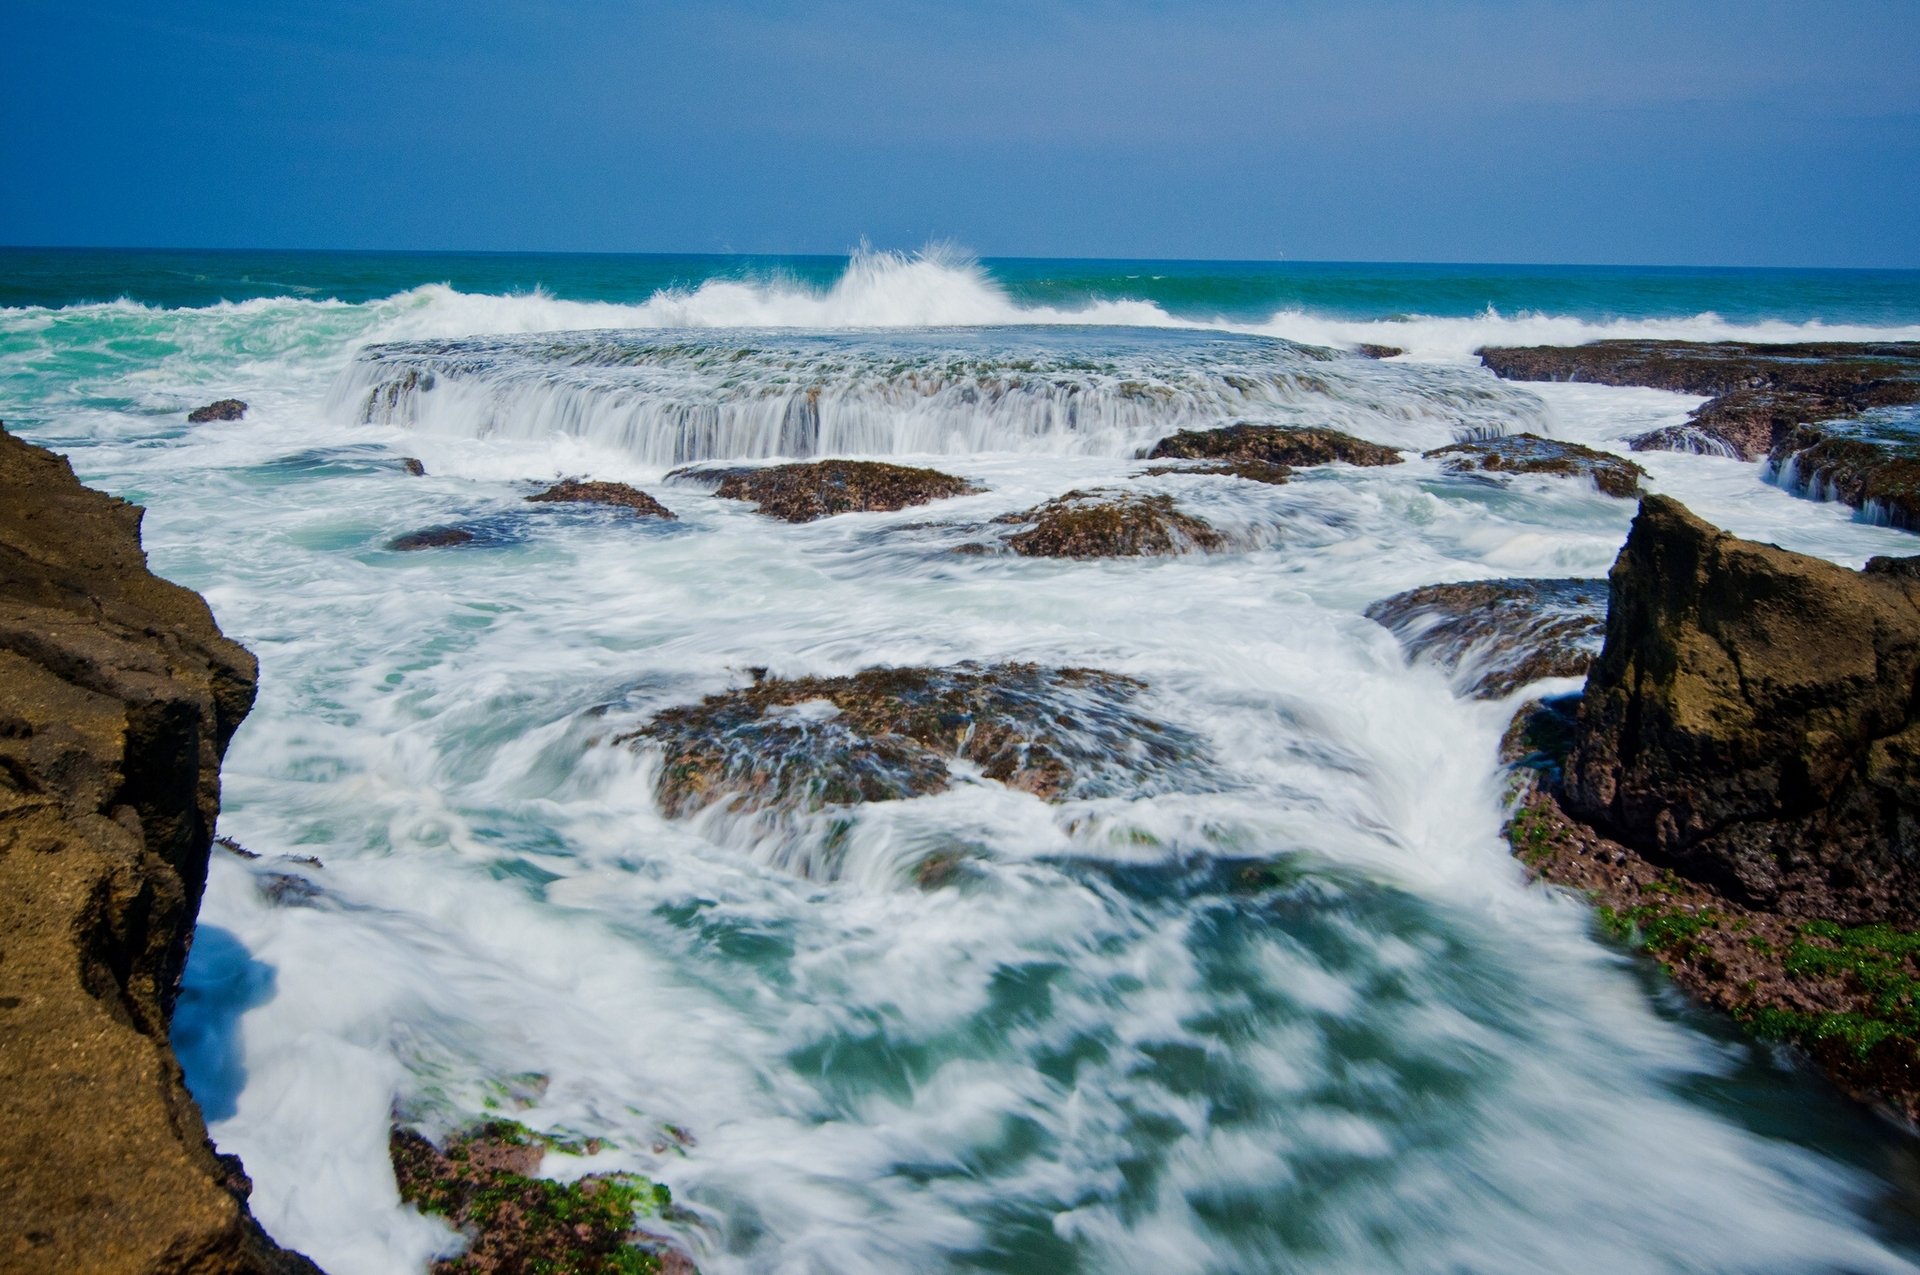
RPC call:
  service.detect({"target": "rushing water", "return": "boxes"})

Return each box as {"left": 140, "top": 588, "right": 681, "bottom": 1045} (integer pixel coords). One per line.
{"left": 9, "top": 247, "right": 1920, "bottom": 1274}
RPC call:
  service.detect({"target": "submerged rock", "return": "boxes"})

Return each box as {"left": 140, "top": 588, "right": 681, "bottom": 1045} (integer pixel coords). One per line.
{"left": 1766, "top": 424, "right": 1920, "bottom": 531}
{"left": 187, "top": 397, "right": 249, "bottom": 423}
{"left": 1566, "top": 495, "right": 1920, "bottom": 924}
{"left": 1354, "top": 344, "right": 1405, "bottom": 360}
{"left": 1145, "top": 423, "right": 1403, "bottom": 469}
{"left": 1365, "top": 578, "right": 1608, "bottom": 699}
{"left": 675, "top": 459, "right": 979, "bottom": 522}
{"left": 400, "top": 456, "right": 427, "bottom": 476}
{"left": 1481, "top": 340, "right": 1920, "bottom": 461}
{"left": 1424, "top": 433, "right": 1644, "bottom": 498}
{"left": 997, "top": 489, "right": 1225, "bottom": 558}
{"left": 1139, "top": 459, "right": 1294, "bottom": 486}
{"left": 390, "top": 1120, "right": 691, "bottom": 1274}
{"left": 624, "top": 663, "right": 1193, "bottom": 817}
{"left": 389, "top": 525, "right": 478, "bottom": 551}
{"left": 0, "top": 425, "right": 316, "bottom": 1271}
{"left": 527, "top": 479, "right": 676, "bottom": 519}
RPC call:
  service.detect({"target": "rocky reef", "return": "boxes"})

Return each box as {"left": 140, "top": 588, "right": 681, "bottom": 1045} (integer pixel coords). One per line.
{"left": 1365, "top": 578, "right": 1608, "bottom": 699}
{"left": 993, "top": 489, "right": 1225, "bottom": 559}
{"left": 1506, "top": 494, "right": 1920, "bottom": 1117}
{"left": 1424, "top": 434, "right": 1644, "bottom": 498}
{"left": 527, "top": 480, "right": 676, "bottom": 520}
{"left": 0, "top": 425, "right": 318, "bottom": 1272}
{"left": 390, "top": 526, "right": 479, "bottom": 552}
{"left": 188, "top": 399, "right": 249, "bottom": 424}
{"left": 1765, "top": 425, "right": 1920, "bottom": 532}
{"left": 1144, "top": 423, "right": 1404, "bottom": 470}
{"left": 1479, "top": 340, "right": 1920, "bottom": 462}
{"left": 623, "top": 663, "right": 1193, "bottom": 817}
{"left": 672, "top": 460, "right": 978, "bottom": 522}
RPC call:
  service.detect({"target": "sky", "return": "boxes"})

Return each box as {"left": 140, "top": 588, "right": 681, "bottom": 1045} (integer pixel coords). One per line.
{"left": 4, "top": 0, "right": 1918, "bottom": 267}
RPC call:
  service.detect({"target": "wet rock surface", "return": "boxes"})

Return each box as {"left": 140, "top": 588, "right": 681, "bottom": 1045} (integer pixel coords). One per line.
{"left": 624, "top": 663, "right": 1195, "bottom": 817}
{"left": 1766, "top": 423, "right": 1920, "bottom": 531}
{"left": 674, "top": 459, "right": 979, "bottom": 522}
{"left": 390, "top": 1120, "right": 692, "bottom": 1274}
{"left": 1145, "top": 423, "right": 1403, "bottom": 469}
{"left": 188, "top": 398, "right": 249, "bottom": 423}
{"left": 1424, "top": 433, "right": 1644, "bottom": 498}
{"left": 389, "top": 525, "right": 479, "bottom": 551}
{"left": 1354, "top": 344, "right": 1404, "bottom": 360}
{"left": 527, "top": 479, "right": 676, "bottom": 519}
{"left": 401, "top": 457, "right": 427, "bottom": 476}
{"left": 1138, "top": 459, "right": 1294, "bottom": 486}
{"left": 1566, "top": 496, "right": 1920, "bottom": 925}
{"left": 996, "top": 489, "right": 1225, "bottom": 558}
{"left": 1481, "top": 340, "right": 1920, "bottom": 461}
{"left": 0, "top": 425, "right": 317, "bottom": 1272}
{"left": 1365, "top": 578, "right": 1608, "bottom": 699}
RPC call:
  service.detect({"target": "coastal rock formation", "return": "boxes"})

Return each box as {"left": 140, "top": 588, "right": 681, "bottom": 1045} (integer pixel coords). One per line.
{"left": 625, "top": 663, "right": 1193, "bottom": 817}
{"left": 388, "top": 526, "right": 478, "bottom": 551}
{"left": 187, "top": 399, "right": 249, "bottom": 423}
{"left": 1424, "top": 434, "right": 1644, "bottom": 498}
{"left": 527, "top": 479, "right": 676, "bottom": 519}
{"left": 1766, "top": 425, "right": 1920, "bottom": 532}
{"left": 1354, "top": 344, "right": 1404, "bottom": 360}
{"left": 0, "top": 425, "right": 317, "bottom": 1273}
{"left": 672, "top": 459, "right": 979, "bottom": 522}
{"left": 1479, "top": 340, "right": 1920, "bottom": 461}
{"left": 1564, "top": 495, "right": 1920, "bottom": 924}
{"left": 1145, "top": 423, "right": 1403, "bottom": 469}
{"left": 996, "top": 489, "right": 1224, "bottom": 558}
{"left": 1139, "top": 459, "right": 1294, "bottom": 486}
{"left": 1365, "top": 578, "right": 1607, "bottom": 699}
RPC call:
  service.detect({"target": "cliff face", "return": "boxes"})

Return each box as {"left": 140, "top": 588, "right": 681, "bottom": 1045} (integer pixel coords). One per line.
{"left": 0, "top": 426, "right": 317, "bottom": 1273}
{"left": 1564, "top": 495, "right": 1920, "bottom": 925}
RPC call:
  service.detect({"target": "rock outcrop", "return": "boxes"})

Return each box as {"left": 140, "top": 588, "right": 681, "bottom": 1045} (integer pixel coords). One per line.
{"left": 995, "top": 490, "right": 1224, "bottom": 559}
{"left": 1564, "top": 495, "right": 1920, "bottom": 924}
{"left": 1765, "top": 425, "right": 1920, "bottom": 532}
{"left": 1365, "top": 578, "right": 1608, "bottom": 699}
{"left": 388, "top": 526, "right": 478, "bottom": 551}
{"left": 672, "top": 459, "right": 979, "bottom": 523}
{"left": 187, "top": 400, "right": 249, "bottom": 424}
{"left": 1145, "top": 423, "right": 1403, "bottom": 470}
{"left": 527, "top": 479, "right": 676, "bottom": 519}
{"left": 0, "top": 425, "right": 317, "bottom": 1273}
{"left": 1424, "top": 434, "right": 1644, "bottom": 498}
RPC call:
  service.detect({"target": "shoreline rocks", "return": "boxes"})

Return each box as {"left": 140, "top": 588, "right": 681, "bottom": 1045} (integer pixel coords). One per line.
{"left": 188, "top": 399, "right": 249, "bottom": 423}
{"left": 527, "top": 479, "right": 676, "bottom": 519}
{"left": 997, "top": 489, "right": 1225, "bottom": 559}
{"left": 1144, "top": 423, "right": 1403, "bottom": 470}
{"left": 0, "top": 424, "right": 318, "bottom": 1272}
{"left": 1365, "top": 578, "right": 1607, "bottom": 699}
{"left": 388, "top": 526, "right": 479, "bottom": 551}
{"left": 1424, "top": 434, "right": 1644, "bottom": 498}
{"left": 672, "top": 459, "right": 979, "bottom": 522}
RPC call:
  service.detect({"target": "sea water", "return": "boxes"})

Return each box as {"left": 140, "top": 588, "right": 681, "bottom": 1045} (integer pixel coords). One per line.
{"left": 7, "top": 246, "right": 1920, "bottom": 1273}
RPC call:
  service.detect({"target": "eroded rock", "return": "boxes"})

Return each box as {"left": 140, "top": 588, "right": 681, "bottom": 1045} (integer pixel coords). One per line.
{"left": 527, "top": 479, "right": 676, "bottom": 519}
{"left": 1145, "top": 423, "right": 1403, "bottom": 469}
{"left": 674, "top": 459, "right": 979, "bottom": 522}
{"left": 188, "top": 398, "right": 249, "bottom": 423}
{"left": 1139, "top": 460, "right": 1293, "bottom": 486}
{"left": 996, "top": 489, "right": 1224, "bottom": 558}
{"left": 623, "top": 663, "right": 1193, "bottom": 817}
{"left": 1424, "top": 434, "right": 1644, "bottom": 498}
{"left": 1365, "top": 578, "right": 1607, "bottom": 699}
{"left": 1766, "top": 424, "right": 1920, "bottom": 531}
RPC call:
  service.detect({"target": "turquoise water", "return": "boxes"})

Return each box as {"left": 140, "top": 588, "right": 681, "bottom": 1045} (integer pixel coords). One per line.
{"left": 9, "top": 248, "right": 1920, "bottom": 1274}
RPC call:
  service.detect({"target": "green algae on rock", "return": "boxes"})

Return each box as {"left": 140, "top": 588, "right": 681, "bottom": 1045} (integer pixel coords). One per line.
{"left": 998, "top": 489, "right": 1224, "bottom": 558}
{"left": 1144, "top": 422, "right": 1403, "bottom": 469}
{"left": 673, "top": 459, "right": 979, "bottom": 522}
{"left": 390, "top": 1120, "right": 691, "bottom": 1275}
{"left": 623, "top": 663, "right": 1195, "bottom": 817}
{"left": 1424, "top": 434, "right": 1644, "bottom": 499}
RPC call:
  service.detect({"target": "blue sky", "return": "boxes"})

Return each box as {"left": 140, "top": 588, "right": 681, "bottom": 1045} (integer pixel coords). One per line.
{"left": 5, "top": 0, "right": 1917, "bottom": 265}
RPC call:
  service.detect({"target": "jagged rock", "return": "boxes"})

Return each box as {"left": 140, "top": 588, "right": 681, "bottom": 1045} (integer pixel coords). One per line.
{"left": 1766, "top": 425, "right": 1920, "bottom": 531}
{"left": 187, "top": 399, "right": 248, "bottom": 423}
{"left": 1139, "top": 460, "right": 1293, "bottom": 486}
{"left": 400, "top": 457, "right": 426, "bottom": 477}
{"left": 623, "top": 663, "right": 1193, "bottom": 817}
{"left": 1866, "top": 554, "right": 1920, "bottom": 580}
{"left": 1145, "top": 423, "right": 1403, "bottom": 469}
{"left": 1565, "top": 495, "right": 1920, "bottom": 925}
{"left": 1481, "top": 341, "right": 1920, "bottom": 461}
{"left": 390, "top": 1120, "right": 691, "bottom": 1274}
{"left": 1424, "top": 434, "right": 1644, "bottom": 498}
{"left": 1354, "top": 344, "right": 1404, "bottom": 360}
{"left": 996, "top": 490, "right": 1224, "bottom": 559}
{"left": 0, "top": 424, "right": 318, "bottom": 1272}
{"left": 1365, "top": 578, "right": 1608, "bottom": 699}
{"left": 672, "top": 459, "right": 979, "bottom": 522}
{"left": 388, "top": 526, "right": 477, "bottom": 551}
{"left": 527, "top": 479, "right": 675, "bottom": 519}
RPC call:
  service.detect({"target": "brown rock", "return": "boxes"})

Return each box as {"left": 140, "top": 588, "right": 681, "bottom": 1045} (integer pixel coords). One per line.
{"left": 1138, "top": 460, "right": 1293, "bottom": 486}
{"left": 1424, "top": 434, "right": 1644, "bottom": 499}
{"left": 1145, "top": 423, "right": 1403, "bottom": 469}
{"left": 1766, "top": 425, "right": 1920, "bottom": 531}
{"left": 388, "top": 526, "right": 477, "bottom": 551}
{"left": 1354, "top": 344, "right": 1404, "bottom": 360}
{"left": 675, "top": 459, "right": 979, "bottom": 522}
{"left": 1564, "top": 495, "right": 1920, "bottom": 924}
{"left": 1365, "top": 578, "right": 1607, "bottom": 699}
{"left": 0, "top": 424, "right": 318, "bottom": 1273}
{"left": 187, "top": 399, "right": 249, "bottom": 423}
{"left": 999, "top": 490, "right": 1224, "bottom": 559}
{"left": 527, "top": 479, "right": 676, "bottom": 519}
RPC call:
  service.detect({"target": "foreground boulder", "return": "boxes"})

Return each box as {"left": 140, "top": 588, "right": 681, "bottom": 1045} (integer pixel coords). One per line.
{"left": 624, "top": 663, "right": 1194, "bottom": 817}
{"left": 187, "top": 399, "right": 249, "bottom": 423}
{"left": 1365, "top": 578, "right": 1607, "bottom": 699}
{"left": 1424, "top": 434, "right": 1644, "bottom": 498}
{"left": 1145, "top": 423, "right": 1403, "bottom": 469}
{"left": 390, "top": 1120, "right": 691, "bottom": 1274}
{"left": 527, "top": 479, "right": 676, "bottom": 519}
{"left": 1566, "top": 495, "right": 1920, "bottom": 923}
{"left": 673, "top": 459, "right": 979, "bottom": 522}
{"left": 995, "top": 489, "right": 1224, "bottom": 559}
{"left": 0, "top": 425, "right": 318, "bottom": 1272}
{"left": 1479, "top": 340, "right": 1920, "bottom": 461}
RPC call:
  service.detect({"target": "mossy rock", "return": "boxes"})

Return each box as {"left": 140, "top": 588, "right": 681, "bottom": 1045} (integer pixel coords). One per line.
{"left": 673, "top": 459, "right": 979, "bottom": 522}
{"left": 1424, "top": 434, "right": 1643, "bottom": 499}
{"left": 1139, "top": 459, "right": 1293, "bottom": 486}
{"left": 527, "top": 479, "right": 676, "bottom": 520}
{"left": 1145, "top": 423, "right": 1402, "bottom": 469}
{"left": 998, "top": 489, "right": 1223, "bottom": 558}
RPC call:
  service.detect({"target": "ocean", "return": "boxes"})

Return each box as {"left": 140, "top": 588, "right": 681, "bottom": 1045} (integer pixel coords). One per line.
{"left": 7, "top": 245, "right": 1920, "bottom": 1274}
